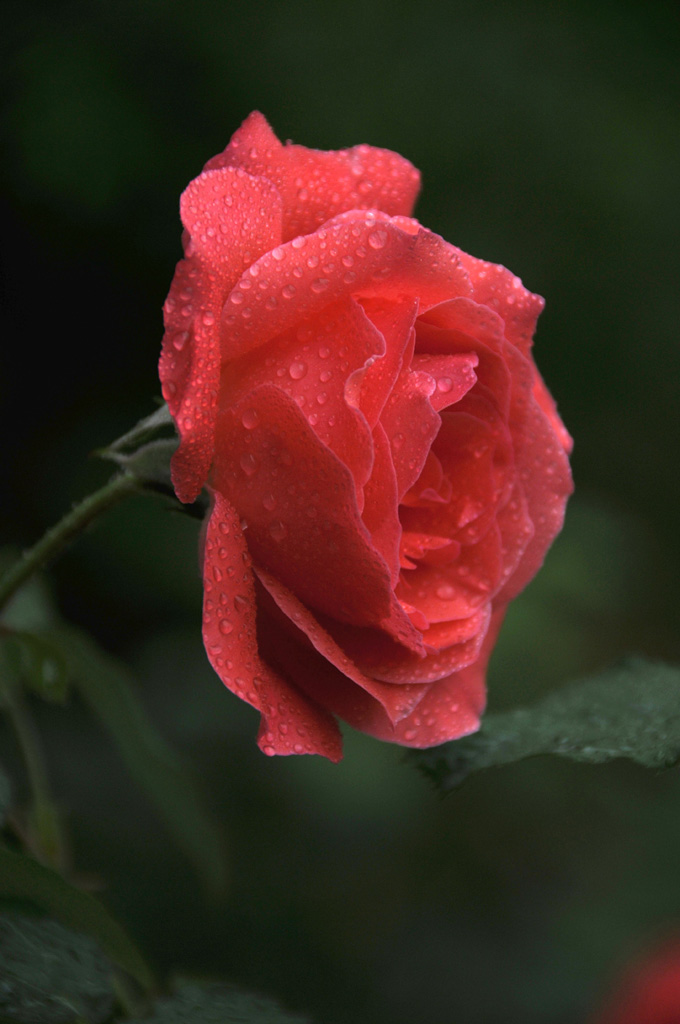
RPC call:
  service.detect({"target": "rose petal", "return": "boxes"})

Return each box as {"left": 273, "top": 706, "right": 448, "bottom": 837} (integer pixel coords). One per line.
{"left": 211, "top": 384, "right": 426, "bottom": 654}
{"left": 160, "top": 167, "right": 283, "bottom": 502}
{"left": 496, "top": 394, "right": 573, "bottom": 602}
{"left": 533, "top": 369, "right": 573, "bottom": 453}
{"left": 380, "top": 367, "right": 441, "bottom": 501}
{"left": 202, "top": 492, "right": 342, "bottom": 760}
{"left": 361, "top": 609, "right": 505, "bottom": 747}
{"left": 220, "top": 214, "right": 472, "bottom": 361}
{"left": 349, "top": 297, "right": 419, "bottom": 426}
{"left": 222, "top": 296, "right": 380, "bottom": 500}
{"left": 361, "top": 422, "right": 402, "bottom": 584}
{"left": 411, "top": 352, "right": 479, "bottom": 411}
{"left": 455, "top": 252, "right": 545, "bottom": 356}
{"left": 397, "top": 523, "right": 502, "bottom": 623}
{"left": 205, "top": 111, "right": 421, "bottom": 240}
{"left": 254, "top": 566, "right": 428, "bottom": 724}
{"left": 328, "top": 603, "right": 491, "bottom": 685}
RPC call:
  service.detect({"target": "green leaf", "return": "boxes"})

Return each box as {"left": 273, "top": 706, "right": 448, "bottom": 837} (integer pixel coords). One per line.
{"left": 0, "top": 846, "right": 152, "bottom": 989}
{"left": 102, "top": 404, "right": 174, "bottom": 456}
{"left": 0, "top": 909, "right": 115, "bottom": 1024}
{"left": 48, "top": 627, "right": 228, "bottom": 897}
{"left": 103, "top": 439, "right": 177, "bottom": 492}
{"left": 411, "top": 659, "right": 680, "bottom": 792}
{"left": 124, "top": 982, "right": 310, "bottom": 1024}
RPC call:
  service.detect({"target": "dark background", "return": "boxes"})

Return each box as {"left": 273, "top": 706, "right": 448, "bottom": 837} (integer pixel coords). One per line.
{"left": 1, "top": 1, "right": 679, "bottom": 1021}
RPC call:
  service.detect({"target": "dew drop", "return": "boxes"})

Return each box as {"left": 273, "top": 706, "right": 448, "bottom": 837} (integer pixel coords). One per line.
{"left": 262, "top": 492, "right": 277, "bottom": 511}
{"left": 241, "top": 408, "right": 260, "bottom": 430}
{"left": 282, "top": 284, "right": 296, "bottom": 299}
{"left": 269, "top": 520, "right": 288, "bottom": 542}
{"left": 234, "top": 594, "right": 248, "bottom": 613}
{"left": 435, "top": 583, "right": 457, "bottom": 600}
{"left": 437, "top": 376, "right": 453, "bottom": 393}
{"left": 219, "top": 619, "right": 233, "bottom": 635}
{"left": 289, "top": 360, "right": 308, "bottom": 380}
{"left": 316, "top": 392, "right": 328, "bottom": 405}
{"left": 392, "top": 432, "right": 405, "bottom": 450}
{"left": 230, "top": 291, "right": 244, "bottom": 305}
{"left": 310, "top": 278, "right": 329, "bottom": 294}
{"left": 318, "top": 345, "right": 331, "bottom": 359}
{"left": 319, "top": 369, "right": 332, "bottom": 382}
{"left": 172, "top": 330, "right": 189, "bottom": 351}
{"left": 239, "top": 452, "right": 258, "bottom": 476}
{"left": 368, "top": 227, "right": 388, "bottom": 249}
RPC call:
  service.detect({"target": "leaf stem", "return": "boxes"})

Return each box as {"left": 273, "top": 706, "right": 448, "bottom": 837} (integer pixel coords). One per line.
{"left": 0, "top": 472, "right": 137, "bottom": 613}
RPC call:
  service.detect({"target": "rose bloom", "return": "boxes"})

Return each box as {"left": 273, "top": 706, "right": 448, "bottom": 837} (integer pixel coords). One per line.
{"left": 160, "top": 112, "right": 572, "bottom": 761}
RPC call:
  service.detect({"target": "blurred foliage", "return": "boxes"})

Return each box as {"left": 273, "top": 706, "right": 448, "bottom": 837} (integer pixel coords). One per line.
{"left": 1, "top": 0, "right": 679, "bottom": 1022}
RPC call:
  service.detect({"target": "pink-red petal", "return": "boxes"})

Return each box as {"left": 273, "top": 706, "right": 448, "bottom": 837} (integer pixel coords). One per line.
{"left": 361, "top": 608, "right": 505, "bottom": 747}
{"left": 205, "top": 111, "right": 421, "bottom": 240}
{"left": 220, "top": 214, "right": 472, "bottom": 362}
{"left": 254, "top": 566, "right": 428, "bottom": 724}
{"left": 211, "top": 384, "right": 425, "bottom": 654}
{"left": 202, "top": 492, "right": 342, "bottom": 760}
{"left": 160, "top": 167, "right": 283, "bottom": 502}
{"left": 455, "top": 252, "right": 545, "bottom": 357}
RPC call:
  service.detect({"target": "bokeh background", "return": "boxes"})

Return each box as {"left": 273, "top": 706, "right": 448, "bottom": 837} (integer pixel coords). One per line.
{"left": 1, "top": 1, "right": 679, "bottom": 1021}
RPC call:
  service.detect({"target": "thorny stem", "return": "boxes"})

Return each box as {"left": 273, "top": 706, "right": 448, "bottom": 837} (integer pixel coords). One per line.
{"left": 0, "top": 472, "right": 137, "bottom": 613}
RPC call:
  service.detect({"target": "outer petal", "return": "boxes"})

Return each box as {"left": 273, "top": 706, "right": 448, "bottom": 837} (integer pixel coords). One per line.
{"left": 202, "top": 492, "right": 342, "bottom": 760}
{"left": 455, "top": 251, "right": 545, "bottom": 357}
{"left": 495, "top": 393, "right": 573, "bottom": 603}
{"left": 160, "top": 167, "right": 283, "bottom": 502}
{"left": 205, "top": 111, "right": 421, "bottom": 240}
{"left": 220, "top": 213, "right": 472, "bottom": 361}
{"left": 254, "top": 566, "right": 428, "bottom": 724}
{"left": 221, "top": 296, "right": 381, "bottom": 501}
{"left": 211, "top": 384, "right": 425, "bottom": 654}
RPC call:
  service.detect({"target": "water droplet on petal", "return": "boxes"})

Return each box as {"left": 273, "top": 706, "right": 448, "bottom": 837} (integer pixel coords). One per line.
{"left": 172, "top": 330, "right": 189, "bottom": 351}
{"left": 282, "top": 284, "right": 296, "bottom": 299}
{"left": 269, "top": 520, "right": 288, "bottom": 542}
{"left": 435, "top": 583, "right": 456, "bottom": 600}
{"left": 240, "top": 452, "right": 258, "bottom": 476}
{"left": 262, "top": 493, "right": 277, "bottom": 511}
{"left": 437, "top": 376, "right": 453, "bottom": 393}
{"left": 310, "top": 278, "right": 329, "bottom": 294}
{"left": 241, "top": 408, "right": 260, "bottom": 430}
{"left": 368, "top": 227, "right": 388, "bottom": 249}
{"left": 289, "top": 360, "right": 307, "bottom": 380}
{"left": 219, "top": 619, "right": 233, "bottom": 635}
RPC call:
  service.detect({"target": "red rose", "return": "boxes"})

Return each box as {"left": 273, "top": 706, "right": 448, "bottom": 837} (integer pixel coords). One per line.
{"left": 160, "top": 112, "right": 572, "bottom": 761}
{"left": 590, "top": 940, "right": 680, "bottom": 1024}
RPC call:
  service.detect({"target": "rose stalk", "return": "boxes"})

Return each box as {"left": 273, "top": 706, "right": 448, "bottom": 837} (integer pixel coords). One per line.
{"left": 160, "top": 112, "right": 573, "bottom": 760}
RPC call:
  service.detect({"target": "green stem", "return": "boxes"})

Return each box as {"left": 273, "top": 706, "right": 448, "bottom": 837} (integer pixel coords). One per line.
{"left": 0, "top": 472, "right": 137, "bottom": 613}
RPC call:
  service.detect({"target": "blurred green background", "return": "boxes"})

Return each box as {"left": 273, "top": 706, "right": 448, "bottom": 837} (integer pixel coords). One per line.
{"left": 1, "top": 0, "right": 679, "bottom": 1021}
